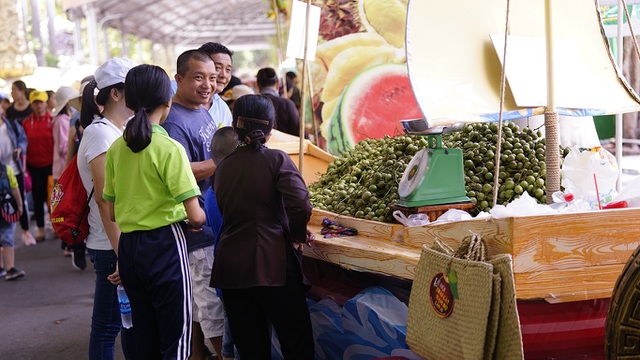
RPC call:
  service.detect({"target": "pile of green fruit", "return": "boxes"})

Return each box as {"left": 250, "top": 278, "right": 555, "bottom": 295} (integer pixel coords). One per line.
{"left": 443, "top": 122, "right": 566, "bottom": 214}
{"left": 309, "top": 122, "right": 567, "bottom": 221}
{"left": 309, "top": 135, "right": 426, "bottom": 222}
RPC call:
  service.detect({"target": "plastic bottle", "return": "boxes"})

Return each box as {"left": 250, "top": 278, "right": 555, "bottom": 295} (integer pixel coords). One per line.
{"left": 117, "top": 285, "right": 133, "bottom": 329}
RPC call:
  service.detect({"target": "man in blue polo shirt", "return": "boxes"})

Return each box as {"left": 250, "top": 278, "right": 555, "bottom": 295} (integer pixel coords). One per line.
{"left": 162, "top": 49, "right": 226, "bottom": 360}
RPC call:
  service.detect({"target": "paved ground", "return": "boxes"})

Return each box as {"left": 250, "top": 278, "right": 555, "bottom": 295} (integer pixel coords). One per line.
{"left": 0, "top": 224, "right": 126, "bottom": 360}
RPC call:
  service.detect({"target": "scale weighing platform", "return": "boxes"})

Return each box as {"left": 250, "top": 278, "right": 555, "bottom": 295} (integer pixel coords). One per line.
{"left": 391, "top": 119, "right": 474, "bottom": 221}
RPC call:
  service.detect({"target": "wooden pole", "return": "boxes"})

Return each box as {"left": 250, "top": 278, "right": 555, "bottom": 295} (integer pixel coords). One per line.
{"left": 306, "top": 61, "right": 319, "bottom": 144}
{"left": 544, "top": 0, "right": 560, "bottom": 203}
{"left": 298, "top": 0, "right": 312, "bottom": 171}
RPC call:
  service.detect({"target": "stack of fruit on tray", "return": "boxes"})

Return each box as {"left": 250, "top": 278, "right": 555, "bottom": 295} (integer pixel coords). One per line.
{"left": 309, "top": 122, "right": 568, "bottom": 221}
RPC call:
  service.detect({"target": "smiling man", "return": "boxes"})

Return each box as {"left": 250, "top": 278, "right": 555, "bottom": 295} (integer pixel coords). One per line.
{"left": 198, "top": 42, "right": 234, "bottom": 129}
{"left": 161, "top": 49, "right": 225, "bottom": 360}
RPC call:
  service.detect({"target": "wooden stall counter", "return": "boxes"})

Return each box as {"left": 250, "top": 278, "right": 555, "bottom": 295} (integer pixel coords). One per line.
{"left": 305, "top": 208, "right": 640, "bottom": 303}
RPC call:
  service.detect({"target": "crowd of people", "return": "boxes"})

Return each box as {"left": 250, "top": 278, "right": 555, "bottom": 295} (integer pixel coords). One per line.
{"left": 0, "top": 42, "right": 313, "bottom": 360}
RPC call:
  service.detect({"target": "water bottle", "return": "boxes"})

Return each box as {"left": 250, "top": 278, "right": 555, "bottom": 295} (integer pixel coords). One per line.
{"left": 117, "top": 285, "right": 133, "bottom": 329}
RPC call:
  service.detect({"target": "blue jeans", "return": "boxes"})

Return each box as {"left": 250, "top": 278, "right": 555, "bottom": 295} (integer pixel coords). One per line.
{"left": 222, "top": 314, "right": 240, "bottom": 359}
{"left": 88, "top": 249, "right": 136, "bottom": 360}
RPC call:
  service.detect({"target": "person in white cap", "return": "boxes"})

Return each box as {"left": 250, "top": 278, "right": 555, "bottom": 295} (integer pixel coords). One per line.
{"left": 76, "top": 58, "right": 137, "bottom": 359}
{"left": 51, "top": 86, "right": 79, "bottom": 183}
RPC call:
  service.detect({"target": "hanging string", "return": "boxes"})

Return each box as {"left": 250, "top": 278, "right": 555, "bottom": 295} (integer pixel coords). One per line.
{"left": 621, "top": 0, "right": 640, "bottom": 62}
{"left": 492, "top": 0, "right": 511, "bottom": 207}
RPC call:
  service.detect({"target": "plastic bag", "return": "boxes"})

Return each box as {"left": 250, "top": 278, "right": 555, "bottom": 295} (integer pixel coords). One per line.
{"left": 433, "top": 209, "right": 473, "bottom": 223}
{"left": 490, "top": 192, "right": 556, "bottom": 218}
{"left": 561, "top": 146, "right": 618, "bottom": 209}
{"left": 393, "top": 211, "right": 431, "bottom": 226}
{"left": 612, "top": 175, "right": 640, "bottom": 208}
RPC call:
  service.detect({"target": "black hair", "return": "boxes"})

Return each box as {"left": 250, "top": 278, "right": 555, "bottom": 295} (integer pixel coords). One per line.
{"left": 80, "top": 81, "right": 100, "bottom": 128}
{"left": 176, "top": 50, "right": 212, "bottom": 76}
{"left": 58, "top": 104, "right": 71, "bottom": 116}
{"left": 79, "top": 80, "right": 102, "bottom": 128}
{"left": 232, "top": 94, "right": 275, "bottom": 150}
{"left": 123, "top": 64, "right": 172, "bottom": 153}
{"left": 210, "top": 127, "right": 238, "bottom": 165}
{"left": 286, "top": 71, "right": 297, "bottom": 80}
{"left": 46, "top": 90, "right": 55, "bottom": 100}
{"left": 256, "top": 67, "right": 278, "bottom": 88}
{"left": 95, "top": 83, "right": 125, "bottom": 106}
{"left": 198, "top": 42, "right": 234, "bottom": 60}
{"left": 12, "top": 80, "right": 27, "bottom": 93}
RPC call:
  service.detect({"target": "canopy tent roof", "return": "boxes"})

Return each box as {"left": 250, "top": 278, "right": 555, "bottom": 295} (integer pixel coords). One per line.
{"left": 406, "top": 0, "right": 640, "bottom": 126}
{"left": 62, "top": 0, "right": 278, "bottom": 50}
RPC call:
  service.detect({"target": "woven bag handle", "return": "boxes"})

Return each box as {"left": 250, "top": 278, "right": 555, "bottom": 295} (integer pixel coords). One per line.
{"left": 454, "top": 234, "right": 488, "bottom": 262}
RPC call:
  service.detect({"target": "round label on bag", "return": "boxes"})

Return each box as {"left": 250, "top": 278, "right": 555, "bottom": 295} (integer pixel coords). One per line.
{"left": 429, "top": 272, "right": 454, "bottom": 318}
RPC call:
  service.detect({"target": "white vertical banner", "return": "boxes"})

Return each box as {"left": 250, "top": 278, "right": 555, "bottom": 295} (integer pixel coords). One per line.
{"left": 286, "top": 0, "right": 321, "bottom": 61}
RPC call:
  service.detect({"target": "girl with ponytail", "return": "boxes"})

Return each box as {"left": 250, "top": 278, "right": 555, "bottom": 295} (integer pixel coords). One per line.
{"left": 103, "top": 64, "right": 205, "bottom": 359}
{"left": 122, "top": 64, "right": 172, "bottom": 153}
{"left": 212, "top": 94, "right": 316, "bottom": 359}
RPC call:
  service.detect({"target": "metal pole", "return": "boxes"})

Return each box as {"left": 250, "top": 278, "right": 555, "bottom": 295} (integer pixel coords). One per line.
{"left": 616, "top": 0, "right": 624, "bottom": 191}
{"left": 83, "top": 5, "right": 99, "bottom": 66}
{"left": 72, "top": 12, "right": 84, "bottom": 63}
{"left": 103, "top": 27, "right": 110, "bottom": 63}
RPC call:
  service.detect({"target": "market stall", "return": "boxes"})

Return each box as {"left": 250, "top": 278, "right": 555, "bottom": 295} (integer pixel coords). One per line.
{"left": 285, "top": 0, "right": 640, "bottom": 358}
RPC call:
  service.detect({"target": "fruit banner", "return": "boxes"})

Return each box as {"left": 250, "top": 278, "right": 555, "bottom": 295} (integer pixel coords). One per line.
{"left": 310, "top": 0, "right": 423, "bottom": 155}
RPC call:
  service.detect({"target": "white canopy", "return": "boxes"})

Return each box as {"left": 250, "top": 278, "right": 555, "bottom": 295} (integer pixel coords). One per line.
{"left": 406, "top": 0, "right": 640, "bottom": 125}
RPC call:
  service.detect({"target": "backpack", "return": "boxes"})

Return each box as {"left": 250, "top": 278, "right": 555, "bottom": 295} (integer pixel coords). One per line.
{"left": 50, "top": 154, "right": 94, "bottom": 246}
{"left": 0, "top": 163, "right": 20, "bottom": 226}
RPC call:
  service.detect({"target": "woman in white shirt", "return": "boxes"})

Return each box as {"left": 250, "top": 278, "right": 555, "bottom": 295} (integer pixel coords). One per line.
{"left": 76, "top": 58, "right": 137, "bottom": 360}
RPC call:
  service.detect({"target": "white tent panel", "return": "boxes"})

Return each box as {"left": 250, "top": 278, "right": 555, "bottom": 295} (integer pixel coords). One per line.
{"left": 407, "top": 0, "right": 640, "bottom": 125}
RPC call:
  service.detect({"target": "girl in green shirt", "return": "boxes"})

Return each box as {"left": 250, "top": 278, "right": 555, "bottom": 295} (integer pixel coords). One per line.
{"left": 103, "top": 64, "right": 205, "bottom": 359}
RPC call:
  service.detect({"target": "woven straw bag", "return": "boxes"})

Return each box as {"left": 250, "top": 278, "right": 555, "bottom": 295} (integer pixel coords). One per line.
{"left": 406, "top": 236, "right": 523, "bottom": 360}
{"left": 490, "top": 254, "right": 523, "bottom": 359}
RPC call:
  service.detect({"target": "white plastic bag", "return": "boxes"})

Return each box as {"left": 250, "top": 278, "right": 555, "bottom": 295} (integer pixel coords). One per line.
{"left": 612, "top": 175, "right": 640, "bottom": 208}
{"left": 490, "top": 192, "right": 556, "bottom": 218}
{"left": 561, "top": 146, "right": 618, "bottom": 209}
{"left": 392, "top": 211, "right": 431, "bottom": 227}
{"left": 433, "top": 209, "right": 473, "bottom": 223}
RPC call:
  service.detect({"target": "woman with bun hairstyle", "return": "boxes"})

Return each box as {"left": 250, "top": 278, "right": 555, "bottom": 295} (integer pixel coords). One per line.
{"left": 103, "top": 64, "right": 205, "bottom": 359}
{"left": 211, "top": 94, "right": 315, "bottom": 359}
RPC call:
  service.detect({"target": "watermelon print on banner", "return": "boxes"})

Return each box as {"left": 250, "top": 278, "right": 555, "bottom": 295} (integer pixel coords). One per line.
{"left": 326, "top": 64, "right": 423, "bottom": 155}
